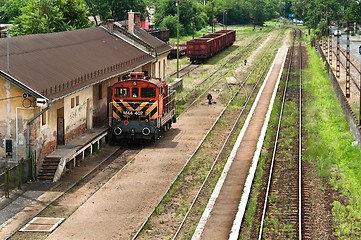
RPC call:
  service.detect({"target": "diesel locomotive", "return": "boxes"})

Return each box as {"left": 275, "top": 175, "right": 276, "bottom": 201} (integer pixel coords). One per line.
{"left": 109, "top": 72, "right": 176, "bottom": 142}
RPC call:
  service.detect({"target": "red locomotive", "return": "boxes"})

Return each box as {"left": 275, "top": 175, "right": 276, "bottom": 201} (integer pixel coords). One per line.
{"left": 109, "top": 72, "right": 176, "bottom": 142}
{"left": 186, "top": 29, "right": 236, "bottom": 63}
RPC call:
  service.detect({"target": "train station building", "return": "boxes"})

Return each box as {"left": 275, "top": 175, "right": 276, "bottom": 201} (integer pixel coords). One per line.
{"left": 0, "top": 12, "right": 171, "bottom": 179}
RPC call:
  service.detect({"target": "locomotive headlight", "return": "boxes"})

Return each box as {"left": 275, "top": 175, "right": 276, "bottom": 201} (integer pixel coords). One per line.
{"left": 142, "top": 127, "right": 150, "bottom": 136}
{"left": 114, "top": 127, "right": 122, "bottom": 135}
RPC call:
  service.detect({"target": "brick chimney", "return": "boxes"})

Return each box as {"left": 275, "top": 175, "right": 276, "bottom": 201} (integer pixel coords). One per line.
{"left": 106, "top": 19, "right": 114, "bottom": 31}
{"left": 128, "top": 11, "right": 141, "bottom": 33}
{"left": 134, "top": 12, "right": 141, "bottom": 30}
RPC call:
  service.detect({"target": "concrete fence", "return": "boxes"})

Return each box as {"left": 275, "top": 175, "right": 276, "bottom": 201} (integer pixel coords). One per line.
{"left": 317, "top": 43, "right": 361, "bottom": 150}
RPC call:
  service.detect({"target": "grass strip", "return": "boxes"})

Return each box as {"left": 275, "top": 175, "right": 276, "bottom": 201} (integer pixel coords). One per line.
{"left": 304, "top": 44, "right": 361, "bottom": 239}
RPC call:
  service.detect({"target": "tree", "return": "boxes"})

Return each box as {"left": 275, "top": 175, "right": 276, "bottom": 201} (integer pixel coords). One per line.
{"left": 0, "top": 0, "right": 28, "bottom": 23}
{"left": 85, "top": 0, "right": 147, "bottom": 22}
{"left": 250, "top": 0, "right": 266, "bottom": 27}
{"left": 159, "top": 15, "right": 181, "bottom": 37}
{"left": 10, "top": 0, "right": 91, "bottom": 36}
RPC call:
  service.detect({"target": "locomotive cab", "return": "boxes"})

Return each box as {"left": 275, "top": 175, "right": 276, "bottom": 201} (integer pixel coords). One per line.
{"left": 109, "top": 72, "right": 176, "bottom": 143}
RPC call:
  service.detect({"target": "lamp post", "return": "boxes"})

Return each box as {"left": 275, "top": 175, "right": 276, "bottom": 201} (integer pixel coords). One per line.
{"left": 176, "top": 0, "right": 180, "bottom": 78}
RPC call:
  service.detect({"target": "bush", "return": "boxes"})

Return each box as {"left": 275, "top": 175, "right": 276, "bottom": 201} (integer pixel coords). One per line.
{"left": 159, "top": 15, "right": 184, "bottom": 38}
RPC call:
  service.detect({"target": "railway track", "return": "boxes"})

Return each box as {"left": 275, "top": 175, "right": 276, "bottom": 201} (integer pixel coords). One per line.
{"left": 166, "top": 33, "right": 264, "bottom": 80}
{"left": 177, "top": 34, "right": 267, "bottom": 116}
{"left": 132, "top": 30, "right": 285, "bottom": 240}
{"left": 167, "top": 63, "right": 201, "bottom": 79}
{"left": 258, "top": 29, "right": 305, "bottom": 239}
{"left": 6, "top": 146, "right": 141, "bottom": 239}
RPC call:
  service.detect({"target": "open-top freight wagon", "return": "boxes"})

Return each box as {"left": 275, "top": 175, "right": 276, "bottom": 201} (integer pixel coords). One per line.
{"left": 186, "top": 29, "right": 236, "bottom": 63}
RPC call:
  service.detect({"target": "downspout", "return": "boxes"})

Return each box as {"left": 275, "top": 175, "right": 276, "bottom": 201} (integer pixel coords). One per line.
{"left": 152, "top": 49, "right": 158, "bottom": 77}
{"left": 26, "top": 104, "right": 51, "bottom": 161}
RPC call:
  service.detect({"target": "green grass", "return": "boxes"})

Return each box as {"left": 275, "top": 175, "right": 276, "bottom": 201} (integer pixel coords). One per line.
{"left": 304, "top": 44, "right": 361, "bottom": 239}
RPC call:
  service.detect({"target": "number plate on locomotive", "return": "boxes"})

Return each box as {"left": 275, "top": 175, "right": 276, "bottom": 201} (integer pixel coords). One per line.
{"left": 123, "top": 110, "right": 143, "bottom": 116}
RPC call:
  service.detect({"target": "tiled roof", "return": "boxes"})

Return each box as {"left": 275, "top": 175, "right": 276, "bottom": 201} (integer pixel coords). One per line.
{"left": 0, "top": 27, "right": 154, "bottom": 101}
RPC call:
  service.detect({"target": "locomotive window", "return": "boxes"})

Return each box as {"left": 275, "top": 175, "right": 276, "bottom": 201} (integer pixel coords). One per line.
{"left": 141, "top": 88, "right": 156, "bottom": 98}
{"left": 132, "top": 88, "right": 139, "bottom": 98}
{"left": 114, "top": 87, "right": 129, "bottom": 98}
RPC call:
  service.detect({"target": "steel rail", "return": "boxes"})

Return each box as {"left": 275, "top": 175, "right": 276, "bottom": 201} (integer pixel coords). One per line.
{"left": 176, "top": 35, "right": 264, "bottom": 110}
{"left": 258, "top": 37, "right": 295, "bottom": 240}
{"left": 172, "top": 51, "right": 274, "bottom": 240}
{"left": 298, "top": 39, "right": 303, "bottom": 240}
{"left": 258, "top": 29, "right": 303, "bottom": 239}
{"left": 5, "top": 146, "right": 129, "bottom": 239}
{"left": 178, "top": 35, "right": 266, "bottom": 118}
{"left": 173, "top": 31, "right": 282, "bottom": 239}
{"left": 167, "top": 34, "right": 262, "bottom": 81}
{"left": 132, "top": 33, "right": 279, "bottom": 240}
{"left": 171, "top": 32, "right": 282, "bottom": 239}
{"left": 167, "top": 63, "right": 201, "bottom": 79}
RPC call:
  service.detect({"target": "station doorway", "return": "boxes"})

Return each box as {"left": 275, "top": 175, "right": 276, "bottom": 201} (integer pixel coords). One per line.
{"left": 57, "top": 107, "right": 64, "bottom": 145}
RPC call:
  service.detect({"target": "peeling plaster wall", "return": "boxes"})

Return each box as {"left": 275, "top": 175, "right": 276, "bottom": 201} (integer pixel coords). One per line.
{"left": 64, "top": 87, "right": 93, "bottom": 143}
{"left": 0, "top": 76, "right": 37, "bottom": 161}
{"left": 36, "top": 100, "right": 63, "bottom": 163}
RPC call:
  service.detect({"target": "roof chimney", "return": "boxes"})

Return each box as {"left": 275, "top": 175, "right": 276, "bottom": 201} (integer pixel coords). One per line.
{"left": 106, "top": 19, "right": 114, "bottom": 31}
{"left": 128, "top": 11, "right": 135, "bottom": 33}
{"left": 134, "top": 12, "right": 141, "bottom": 30}
{"left": 128, "top": 11, "right": 142, "bottom": 33}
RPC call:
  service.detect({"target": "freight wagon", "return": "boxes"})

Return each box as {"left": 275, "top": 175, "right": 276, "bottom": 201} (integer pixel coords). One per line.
{"left": 186, "top": 30, "right": 236, "bottom": 63}
{"left": 167, "top": 44, "right": 187, "bottom": 59}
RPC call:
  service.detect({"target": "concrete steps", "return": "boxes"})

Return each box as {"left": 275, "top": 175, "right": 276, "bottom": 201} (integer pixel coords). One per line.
{"left": 37, "top": 157, "right": 60, "bottom": 181}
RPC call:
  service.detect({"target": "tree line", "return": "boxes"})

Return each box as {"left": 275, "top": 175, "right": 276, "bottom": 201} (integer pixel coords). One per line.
{"left": 0, "top": 0, "right": 359, "bottom": 37}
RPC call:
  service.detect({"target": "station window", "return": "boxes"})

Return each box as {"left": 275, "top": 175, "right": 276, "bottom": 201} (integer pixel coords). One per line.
{"left": 41, "top": 112, "right": 47, "bottom": 126}
{"left": 76, "top": 96, "right": 79, "bottom": 106}
{"left": 98, "top": 84, "right": 103, "bottom": 99}
{"left": 71, "top": 98, "right": 75, "bottom": 108}
{"left": 114, "top": 87, "right": 129, "bottom": 98}
{"left": 141, "top": 88, "right": 156, "bottom": 98}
